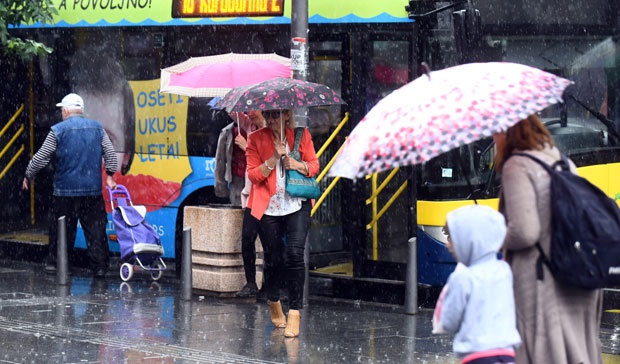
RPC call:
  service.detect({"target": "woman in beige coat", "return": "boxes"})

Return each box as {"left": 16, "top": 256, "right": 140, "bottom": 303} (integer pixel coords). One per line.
{"left": 494, "top": 114, "right": 603, "bottom": 364}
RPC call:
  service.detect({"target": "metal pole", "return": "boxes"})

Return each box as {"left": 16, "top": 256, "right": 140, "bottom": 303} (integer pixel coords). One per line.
{"left": 291, "top": 0, "right": 308, "bottom": 82}
{"left": 178, "top": 299, "right": 192, "bottom": 347}
{"left": 292, "top": 0, "right": 311, "bottom": 307}
{"left": 404, "top": 237, "right": 418, "bottom": 314}
{"left": 57, "top": 216, "right": 68, "bottom": 285}
{"left": 55, "top": 284, "right": 69, "bottom": 328}
{"left": 291, "top": 0, "right": 309, "bottom": 128}
{"left": 181, "top": 227, "right": 192, "bottom": 301}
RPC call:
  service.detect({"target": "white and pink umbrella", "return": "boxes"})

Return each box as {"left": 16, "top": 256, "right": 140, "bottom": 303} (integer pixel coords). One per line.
{"left": 329, "top": 62, "right": 573, "bottom": 180}
{"left": 160, "top": 53, "right": 291, "bottom": 97}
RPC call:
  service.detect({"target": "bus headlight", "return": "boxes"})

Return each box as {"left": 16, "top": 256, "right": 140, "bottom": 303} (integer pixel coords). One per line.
{"left": 418, "top": 225, "right": 449, "bottom": 245}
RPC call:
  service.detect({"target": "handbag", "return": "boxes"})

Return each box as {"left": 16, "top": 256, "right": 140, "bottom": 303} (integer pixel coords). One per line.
{"left": 285, "top": 127, "right": 321, "bottom": 199}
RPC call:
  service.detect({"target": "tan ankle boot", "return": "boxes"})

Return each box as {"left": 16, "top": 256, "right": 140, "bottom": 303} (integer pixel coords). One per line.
{"left": 269, "top": 300, "right": 286, "bottom": 328}
{"left": 284, "top": 309, "right": 300, "bottom": 337}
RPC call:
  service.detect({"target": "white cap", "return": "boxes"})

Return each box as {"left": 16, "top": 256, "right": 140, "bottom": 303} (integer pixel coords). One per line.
{"left": 56, "top": 93, "right": 84, "bottom": 110}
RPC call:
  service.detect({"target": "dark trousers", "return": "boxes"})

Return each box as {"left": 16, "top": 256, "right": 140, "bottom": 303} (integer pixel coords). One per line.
{"left": 462, "top": 355, "right": 515, "bottom": 364}
{"left": 259, "top": 200, "right": 311, "bottom": 310}
{"left": 47, "top": 195, "right": 110, "bottom": 270}
{"left": 241, "top": 207, "right": 263, "bottom": 285}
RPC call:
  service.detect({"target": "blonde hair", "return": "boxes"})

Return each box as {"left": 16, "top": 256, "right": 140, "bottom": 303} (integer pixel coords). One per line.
{"left": 495, "top": 114, "right": 554, "bottom": 172}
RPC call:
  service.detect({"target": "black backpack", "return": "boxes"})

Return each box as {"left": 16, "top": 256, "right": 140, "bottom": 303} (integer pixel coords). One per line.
{"left": 513, "top": 153, "right": 620, "bottom": 289}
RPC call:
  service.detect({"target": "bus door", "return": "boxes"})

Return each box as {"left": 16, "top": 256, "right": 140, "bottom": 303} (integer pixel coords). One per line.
{"left": 355, "top": 33, "right": 415, "bottom": 282}
{"left": 308, "top": 30, "right": 416, "bottom": 287}
{"left": 306, "top": 33, "right": 351, "bottom": 276}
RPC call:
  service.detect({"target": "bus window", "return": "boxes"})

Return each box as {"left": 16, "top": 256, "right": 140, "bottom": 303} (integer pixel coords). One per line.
{"left": 545, "top": 117, "right": 608, "bottom": 154}
{"left": 367, "top": 41, "right": 409, "bottom": 112}
{"left": 417, "top": 137, "right": 496, "bottom": 201}
{"left": 185, "top": 98, "right": 229, "bottom": 158}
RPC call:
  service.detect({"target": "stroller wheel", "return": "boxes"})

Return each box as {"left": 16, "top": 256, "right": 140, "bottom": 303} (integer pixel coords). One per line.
{"left": 151, "top": 261, "right": 164, "bottom": 281}
{"left": 120, "top": 263, "right": 134, "bottom": 281}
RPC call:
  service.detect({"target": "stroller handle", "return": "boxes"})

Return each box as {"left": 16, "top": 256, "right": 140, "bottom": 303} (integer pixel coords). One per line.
{"left": 107, "top": 184, "right": 132, "bottom": 210}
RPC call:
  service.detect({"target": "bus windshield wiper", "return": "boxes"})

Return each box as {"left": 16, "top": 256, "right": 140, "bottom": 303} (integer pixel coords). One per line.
{"left": 567, "top": 94, "right": 620, "bottom": 141}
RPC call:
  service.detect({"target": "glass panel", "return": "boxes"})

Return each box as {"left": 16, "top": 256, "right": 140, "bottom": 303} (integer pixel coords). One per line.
{"left": 364, "top": 40, "right": 412, "bottom": 265}
{"left": 366, "top": 41, "right": 410, "bottom": 112}
{"left": 307, "top": 40, "right": 347, "bottom": 271}
{"left": 492, "top": 35, "right": 620, "bottom": 161}
{"left": 417, "top": 138, "right": 497, "bottom": 201}
{"left": 419, "top": 34, "right": 620, "bottom": 202}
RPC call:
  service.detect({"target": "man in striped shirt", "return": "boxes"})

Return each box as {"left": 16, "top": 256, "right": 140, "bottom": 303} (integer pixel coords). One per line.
{"left": 22, "top": 93, "right": 118, "bottom": 278}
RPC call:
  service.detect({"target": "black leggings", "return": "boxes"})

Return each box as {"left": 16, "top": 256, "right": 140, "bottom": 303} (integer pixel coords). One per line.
{"left": 259, "top": 200, "right": 311, "bottom": 310}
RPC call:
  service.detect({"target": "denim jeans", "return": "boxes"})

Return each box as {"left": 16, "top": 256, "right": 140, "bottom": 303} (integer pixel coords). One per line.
{"left": 259, "top": 200, "right": 311, "bottom": 310}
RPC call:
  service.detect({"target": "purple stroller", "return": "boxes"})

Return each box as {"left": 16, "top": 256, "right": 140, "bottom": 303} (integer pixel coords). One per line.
{"left": 108, "top": 185, "right": 166, "bottom": 281}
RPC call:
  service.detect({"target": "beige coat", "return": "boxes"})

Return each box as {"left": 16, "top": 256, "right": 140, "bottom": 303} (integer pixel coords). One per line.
{"left": 500, "top": 146, "right": 603, "bottom": 364}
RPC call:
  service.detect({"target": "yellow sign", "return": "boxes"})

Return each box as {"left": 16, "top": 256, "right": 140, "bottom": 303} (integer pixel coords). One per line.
{"left": 128, "top": 80, "right": 191, "bottom": 184}
{"left": 172, "top": 0, "right": 285, "bottom": 18}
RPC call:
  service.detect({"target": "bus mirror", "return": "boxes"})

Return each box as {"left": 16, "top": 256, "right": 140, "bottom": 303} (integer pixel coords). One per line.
{"left": 453, "top": 7, "right": 482, "bottom": 62}
{"left": 406, "top": 0, "right": 439, "bottom": 29}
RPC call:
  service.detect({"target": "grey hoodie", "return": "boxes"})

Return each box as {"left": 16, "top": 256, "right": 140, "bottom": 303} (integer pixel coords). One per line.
{"left": 441, "top": 205, "right": 521, "bottom": 358}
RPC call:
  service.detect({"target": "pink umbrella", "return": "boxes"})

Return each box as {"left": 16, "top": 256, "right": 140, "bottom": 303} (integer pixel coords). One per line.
{"left": 160, "top": 53, "right": 291, "bottom": 97}
{"left": 329, "top": 62, "right": 572, "bottom": 180}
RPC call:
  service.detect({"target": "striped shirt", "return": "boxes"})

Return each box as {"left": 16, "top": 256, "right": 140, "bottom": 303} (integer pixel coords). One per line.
{"left": 25, "top": 129, "right": 118, "bottom": 180}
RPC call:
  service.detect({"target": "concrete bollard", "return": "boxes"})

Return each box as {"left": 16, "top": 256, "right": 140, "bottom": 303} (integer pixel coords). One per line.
{"left": 184, "top": 206, "right": 263, "bottom": 293}
{"left": 57, "top": 216, "right": 69, "bottom": 286}
{"left": 404, "top": 237, "right": 418, "bottom": 314}
{"left": 181, "top": 227, "right": 192, "bottom": 301}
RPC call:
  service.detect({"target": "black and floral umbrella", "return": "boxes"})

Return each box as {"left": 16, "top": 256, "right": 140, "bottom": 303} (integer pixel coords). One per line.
{"left": 216, "top": 77, "right": 344, "bottom": 112}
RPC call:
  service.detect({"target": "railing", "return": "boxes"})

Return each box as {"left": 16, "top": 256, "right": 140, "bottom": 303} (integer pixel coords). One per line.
{"left": 311, "top": 112, "right": 349, "bottom": 217}
{"left": 310, "top": 111, "right": 409, "bottom": 261}
{"left": 0, "top": 104, "right": 25, "bottom": 181}
{"left": 365, "top": 169, "right": 408, "bottom": 260}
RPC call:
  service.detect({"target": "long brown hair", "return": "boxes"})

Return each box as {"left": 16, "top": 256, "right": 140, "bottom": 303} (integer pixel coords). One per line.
{"left": 495, "top": 114, "right": 554, "bottom": 172}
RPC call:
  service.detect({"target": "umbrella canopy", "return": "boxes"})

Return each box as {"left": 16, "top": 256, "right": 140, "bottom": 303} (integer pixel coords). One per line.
{"left": 216, "top": 77, "right": 345, "bottom": 112}
{"left": 160, "top": 53, "right": 291, "bottom": 97}
{"left": 329, "top": 62, "right": 572, "bottom": 180}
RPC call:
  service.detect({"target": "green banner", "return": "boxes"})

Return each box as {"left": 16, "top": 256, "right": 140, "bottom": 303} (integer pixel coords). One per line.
{"left": 46, "top": 0, "right": 410, "bottom": 27}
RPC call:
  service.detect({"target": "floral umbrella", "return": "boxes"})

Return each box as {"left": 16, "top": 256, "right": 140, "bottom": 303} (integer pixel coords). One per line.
{"left": 216, "top": 77, "right": 344, "bottom": 112}
{"left": 160, "top": 53, "right": 291, "bottom": 97}
{"left": 328, "top": 62, "right": 572, "bottom": 180}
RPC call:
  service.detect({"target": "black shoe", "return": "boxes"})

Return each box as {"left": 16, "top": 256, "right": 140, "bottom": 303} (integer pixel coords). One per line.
{"left": 44, "top": 264, "right": 57, "bottom": 274}
{"left": 235, "top": 283, "right": 258, "bottom": 298}
{"left": 94, "top": 268, "right": 107, "bottom": 278}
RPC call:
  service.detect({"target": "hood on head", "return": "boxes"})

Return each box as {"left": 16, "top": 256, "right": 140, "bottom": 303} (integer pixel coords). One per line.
{"left": 446, "top": 205, "right": 506, "bottom": 266}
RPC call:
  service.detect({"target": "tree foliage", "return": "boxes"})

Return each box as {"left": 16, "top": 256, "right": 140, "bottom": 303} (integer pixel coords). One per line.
{"left": 0, "top": 0, "right": 57, "bottom": 61}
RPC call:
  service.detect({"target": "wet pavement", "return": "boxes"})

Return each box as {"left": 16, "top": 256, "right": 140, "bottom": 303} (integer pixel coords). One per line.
{"left": 0, "top": 258, "right": 619, "bottom": 364}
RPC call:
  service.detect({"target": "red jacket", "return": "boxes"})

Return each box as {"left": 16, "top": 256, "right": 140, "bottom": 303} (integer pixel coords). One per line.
{"left": 246, "top": 126, "right": 319, "bottom": 220}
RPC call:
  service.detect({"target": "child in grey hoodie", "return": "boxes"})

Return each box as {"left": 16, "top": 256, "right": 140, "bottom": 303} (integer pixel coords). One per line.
{"left": 435, "top": 205, "right": 521, "bottom": 364}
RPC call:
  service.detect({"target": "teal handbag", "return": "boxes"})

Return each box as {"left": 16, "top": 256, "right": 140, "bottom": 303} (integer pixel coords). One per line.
{"left": 285, "top": 128, "right": 321, "bottom": 199}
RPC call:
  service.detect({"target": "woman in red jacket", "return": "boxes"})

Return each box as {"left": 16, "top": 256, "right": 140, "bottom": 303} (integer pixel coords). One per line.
{"left": 245, "top": 109, "right": 319, "bottom": 338}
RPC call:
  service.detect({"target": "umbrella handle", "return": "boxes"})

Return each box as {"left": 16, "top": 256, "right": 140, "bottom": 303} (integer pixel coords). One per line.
{"left": 420, "top": 62, "right": 431, "bottom": 80}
